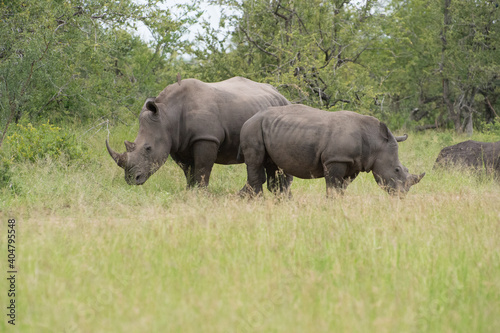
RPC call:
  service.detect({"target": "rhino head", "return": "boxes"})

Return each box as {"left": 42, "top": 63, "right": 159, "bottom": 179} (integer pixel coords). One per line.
{"left": 372, "top": 123, "right": 425, "bottom": 195}
{"left": 106, "top": 98, "right": 171, "bottom": 185}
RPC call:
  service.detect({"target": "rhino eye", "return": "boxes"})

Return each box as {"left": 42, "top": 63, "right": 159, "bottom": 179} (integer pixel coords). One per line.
{"left": 145, "top": 145, "right": 152, "bottom": 152}
{"left": 395, "top": 167, "right": 401, "bottom": 173}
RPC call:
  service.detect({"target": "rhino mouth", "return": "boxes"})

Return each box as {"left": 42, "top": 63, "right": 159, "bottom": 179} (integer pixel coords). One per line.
{"left": 386, "top": 186, "right": 408, "bottom": 197}
{"left": 125, "top": 170, "right": 149, "bottom": 185}
{"left": 126, "top": 164, "right": 161, "bottom": 185}
{"left": 381, "top": 173, "right": 426, "bottom": 196}
{"left": 134, "top": 175, "right": 147, "bottom": 185}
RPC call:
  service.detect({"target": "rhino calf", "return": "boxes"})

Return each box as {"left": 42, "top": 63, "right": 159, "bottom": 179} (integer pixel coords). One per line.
{"left": 239, "top": 104, "right": 425, "bottom": 196}
{"left": 434, "top": 140, "right": 500, "bottom": 174}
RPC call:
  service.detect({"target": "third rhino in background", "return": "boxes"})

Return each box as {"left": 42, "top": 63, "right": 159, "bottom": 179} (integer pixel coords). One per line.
{"left": 434, "top": 140, "right": 500, "bottom": 175}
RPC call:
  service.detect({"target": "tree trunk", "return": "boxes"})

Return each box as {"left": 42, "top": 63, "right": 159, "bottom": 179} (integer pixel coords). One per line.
{"left": 463, "top": 87, "right": 477, "bottom": 136}
{"left": 441, "top": 0, "right": 462, "bottom": 132}
{"left": 442, "top": 78, "right": 461, "bottom": 132}
{"left": 464, "top": 113, "right": 473, "bottom": 136}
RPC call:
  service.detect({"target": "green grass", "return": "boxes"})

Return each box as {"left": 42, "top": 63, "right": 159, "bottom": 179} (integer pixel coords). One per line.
{"left": 1, "top": 128, "right": 500, "bottom": 332}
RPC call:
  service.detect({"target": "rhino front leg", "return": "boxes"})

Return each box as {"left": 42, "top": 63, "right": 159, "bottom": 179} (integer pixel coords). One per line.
{"left": 192, "top": 140, "right": 219, "bottom": 187}
{"left": 170, "top": 155, "right": 196, "bottom": 188}
{"left": 324, "top": 162, "right": 348, "bottom": 197}
{"left": 182, "top": 163, "right": 196, "bottom": 188}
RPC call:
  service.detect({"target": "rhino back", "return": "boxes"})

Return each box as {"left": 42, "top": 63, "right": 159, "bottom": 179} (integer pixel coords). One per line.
{"left": 260, "top": 105, "right": 380, "bottom": 179}
{"left": 156, "top": 77, "right": 289, "bottom": 164}
{"left": 435, "top": 140, "right": 500, "bottom": 172}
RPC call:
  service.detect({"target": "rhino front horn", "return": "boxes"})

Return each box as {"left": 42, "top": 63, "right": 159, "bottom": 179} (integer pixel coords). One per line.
{"left": 106, "top": 139, "right": 127, "bottom": 168}
{"left": 411, "top": 172, "right": 425, "bottom": 185}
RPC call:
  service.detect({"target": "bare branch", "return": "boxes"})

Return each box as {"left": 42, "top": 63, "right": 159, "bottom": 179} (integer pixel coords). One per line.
{"left": 329, "top": 99, "right": 351, "bottom": 107}
{"left": 485, "top": 96, "right": 499, "bottom": 118}
{"left": 415, "top": 124, "right": 440, "bottom": 131}
{"left": 240, "top": 27, "right": 279, "bottom": 60}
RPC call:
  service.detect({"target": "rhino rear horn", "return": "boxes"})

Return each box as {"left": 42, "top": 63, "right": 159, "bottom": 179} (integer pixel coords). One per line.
{"left": 395, "top": 134, "right": 408, "bottom": 142}
{"left": 124, "top": 140, "right": 136, "bottom": 152}
{"left": 106, "top": 139, "right": 127, "bottom": 168}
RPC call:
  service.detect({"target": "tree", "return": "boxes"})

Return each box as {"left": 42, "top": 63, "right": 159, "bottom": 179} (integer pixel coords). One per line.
{"left": 0, "top": 0, "right": 198, "bottom": 147}
{"left": 198, "top": 0, "right": 386, "bottom": 112}
{"left": 379, "top": 0, "right": 500, "bottom": 132}
{"left": 196, "top": 0, "right": 499, "bottom": 132}
{"left": 441, "top": 0, "right": 500, "bottom": 133}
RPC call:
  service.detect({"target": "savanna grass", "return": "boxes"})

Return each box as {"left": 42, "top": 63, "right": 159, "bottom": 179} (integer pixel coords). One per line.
{"left": 0, "top": 128, "right": 499, "bottom": 332}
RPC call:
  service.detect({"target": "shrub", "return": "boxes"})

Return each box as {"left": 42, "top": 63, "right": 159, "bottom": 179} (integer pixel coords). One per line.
{"left": 0, "top": 155, "right": 14, "bottom": 189}
{"left": 5, "top": 121, "right": 89, "bottom": 163}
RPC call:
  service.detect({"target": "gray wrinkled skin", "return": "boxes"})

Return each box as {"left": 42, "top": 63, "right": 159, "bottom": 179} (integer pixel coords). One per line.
{"left": 239, "top": 104, "right": 425, "bottom": 197}
{"left": 107, "top": 77, "right": 290, "bottom": 188}
{"left": 434, "top": 140, "right": 500, "bottom": 174}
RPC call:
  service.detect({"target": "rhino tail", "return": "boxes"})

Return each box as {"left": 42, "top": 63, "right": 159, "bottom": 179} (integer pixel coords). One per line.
{"left": 236, "top": 145, "right": 244, "bottom": 163}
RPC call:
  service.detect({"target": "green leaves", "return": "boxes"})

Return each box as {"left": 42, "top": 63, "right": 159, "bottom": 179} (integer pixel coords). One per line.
{"left": 4, "top": 121, "right": 89, "bottom": 163}
{"left": 0, "top": 0, "right": 197, "bottom": 139}
{"left": 1, "top": 0, "right": 498, "bottom": 134}
{"left": 195, "top": 0, "right": 384, "bottom": 111}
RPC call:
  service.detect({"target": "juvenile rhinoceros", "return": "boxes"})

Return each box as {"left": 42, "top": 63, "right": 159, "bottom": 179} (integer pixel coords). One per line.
{"left": 106, "top": 77, "right": 290, "bottom": 188}
{"left": 434, "top": 140, "right": 500, "bottom": 174}
{"left": 239, "top": 104, "right": 425, "bottom": 196}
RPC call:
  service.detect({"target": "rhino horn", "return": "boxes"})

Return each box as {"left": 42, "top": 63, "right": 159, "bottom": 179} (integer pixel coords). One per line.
{"left": 409, "top": 172, "right": 425, "bottom": 185}
{"left": 395, "top": 134, "right": 408, "bottom": 142}
{"left": 106, "top": 139, "right": 127, "bottom": 168}
{"left": 124, "top": 140, "right": 136, "bottom": 153}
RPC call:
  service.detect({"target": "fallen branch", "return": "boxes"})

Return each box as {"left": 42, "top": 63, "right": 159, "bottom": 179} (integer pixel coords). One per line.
{"left": 415, "top": 124, "right": 439, "bottom": 131}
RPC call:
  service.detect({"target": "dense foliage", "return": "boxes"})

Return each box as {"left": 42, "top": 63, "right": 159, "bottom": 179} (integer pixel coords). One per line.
{"left": 1, "top": 0, "right": 499, "bottom": 142}
{"left": 5, "top": 122, "right": 89, "bottom": 163}
{"left": 0, "top": 0, "right": 198, "bottom": 145}
{"left": 198, "top": 0, "right": 500, "bottom": 131}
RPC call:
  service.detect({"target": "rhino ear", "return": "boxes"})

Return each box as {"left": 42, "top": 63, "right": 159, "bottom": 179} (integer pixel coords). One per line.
{"left": 379, "top": 122, "right": 391, "bottom": 142}
{"left": 395, "top": 134, "right": 408, "bottom": 142}
{"left": 145, "top": 98, "right": 158, "bottom": 114}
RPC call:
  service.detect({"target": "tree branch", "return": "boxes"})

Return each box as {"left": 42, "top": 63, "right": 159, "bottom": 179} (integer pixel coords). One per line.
{"left": 240, "top": 27, "right": 278, "bottom": 60}
{"left": 485, "top": 96, "right": 499, "bottom": 118}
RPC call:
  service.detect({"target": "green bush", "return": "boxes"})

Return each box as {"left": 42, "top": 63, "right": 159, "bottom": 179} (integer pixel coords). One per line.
{"left": 0, "top": 155, "right": 14, "bottom": 189}
{"left": 5, "top": 121, "right": 89, "bottom": 163}
{"left": 477, "top": 118, "right": 500, "bottom": 134}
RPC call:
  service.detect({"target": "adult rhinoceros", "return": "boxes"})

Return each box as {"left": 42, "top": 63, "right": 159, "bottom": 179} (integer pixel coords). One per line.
{"left": 239, "top": 104, "right": 425, "bottom": 196}
{"left": 434, "top": 140, "right": 500, "bottom": 174}
{"left": 106, "top": 77, "right": 290, "bottom": 188}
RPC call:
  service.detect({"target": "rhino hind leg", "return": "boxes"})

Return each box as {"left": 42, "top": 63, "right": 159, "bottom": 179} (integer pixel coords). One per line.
{"left": 239, "top": 165, "right": 266, "bottom": 196}
{"left": 324, "top": 162, "right": 349, "bottom": 197}
{"left": 264, "top": 158, "right": 293, "bottom": 196}
{"left": 240, "top": 145, "right": 267, "bottom": 197}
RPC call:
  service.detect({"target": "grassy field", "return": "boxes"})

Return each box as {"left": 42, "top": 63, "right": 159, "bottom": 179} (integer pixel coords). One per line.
{"left": 1, "top": 126, "right": 500, "bottom": 332}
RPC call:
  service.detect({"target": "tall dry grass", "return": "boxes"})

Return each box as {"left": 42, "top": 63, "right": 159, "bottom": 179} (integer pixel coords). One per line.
{"left": 0, "top": 128, "right": 499, "bottom": 332}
